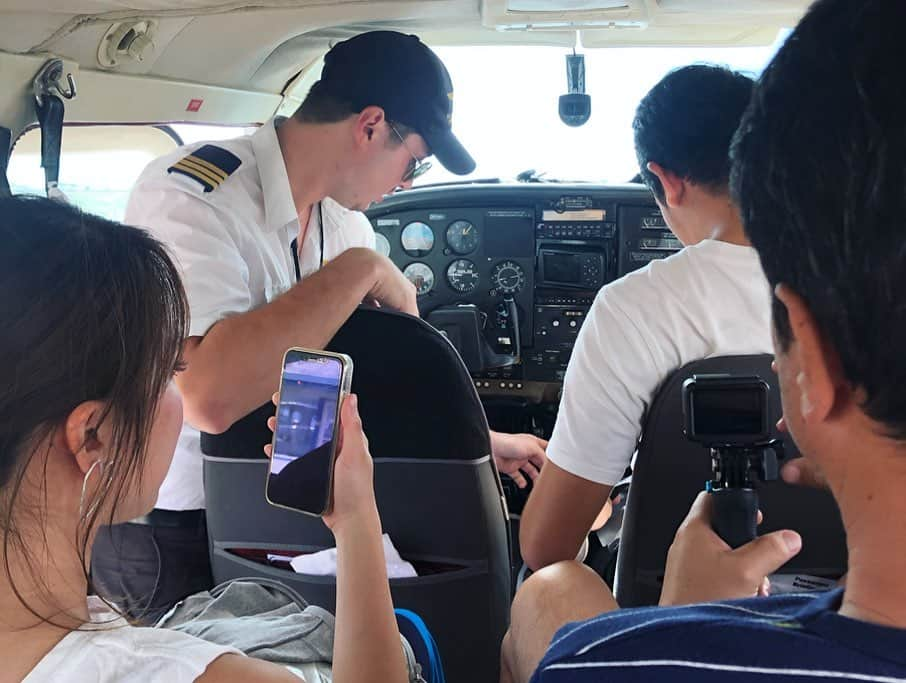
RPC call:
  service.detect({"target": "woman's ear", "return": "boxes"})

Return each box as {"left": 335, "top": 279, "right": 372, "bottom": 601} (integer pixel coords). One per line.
{"left": 63, "top": 400, "right": 109, "bottom": 474}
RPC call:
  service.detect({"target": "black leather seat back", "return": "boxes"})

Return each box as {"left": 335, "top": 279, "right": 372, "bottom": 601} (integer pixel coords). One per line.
{"left": 202, "top": 308, "right": 511, "bottom": 683}
{"left": 614, "top": 354, "right": 847, "bottom": 607}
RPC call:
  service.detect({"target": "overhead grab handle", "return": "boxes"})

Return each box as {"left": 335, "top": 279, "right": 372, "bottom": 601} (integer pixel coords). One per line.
{"left": 32, "top": 58, "right": 76, "bottom": 202}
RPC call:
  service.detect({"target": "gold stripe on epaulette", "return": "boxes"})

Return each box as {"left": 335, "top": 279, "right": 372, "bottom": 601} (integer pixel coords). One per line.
{"left": 179, "top": 157, "right": 227, "bottom": 185}
{"left": 184, "top": 154, "right": 229, "bottom": 183}
{"left": 172, "top": 161, "right": 223, "bottom": 188}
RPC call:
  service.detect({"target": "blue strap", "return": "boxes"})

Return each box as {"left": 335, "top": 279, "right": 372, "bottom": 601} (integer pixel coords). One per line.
{"left": 395, "top": 608, "right": 446, "bottom": 683}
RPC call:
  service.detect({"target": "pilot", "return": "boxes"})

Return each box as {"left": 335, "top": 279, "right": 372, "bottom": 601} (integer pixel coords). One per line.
{"left": 92, "top": 30, "right": 545, "bottom": 623}
{"left": 503, "top": 1, "right": 906, "bottom": 679}
{"left": 520, "top": 64, "right": 773, "bottom": 570}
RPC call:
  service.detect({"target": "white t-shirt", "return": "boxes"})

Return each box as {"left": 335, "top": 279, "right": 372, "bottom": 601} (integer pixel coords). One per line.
{"left": 547, "top": 239, "right": 773, "bottom": 485}
{"left": 125, "top": 120, "right": 376, "bottom": 510}
{"left": 24, "top": 597, "right": 240, "bottom": 682}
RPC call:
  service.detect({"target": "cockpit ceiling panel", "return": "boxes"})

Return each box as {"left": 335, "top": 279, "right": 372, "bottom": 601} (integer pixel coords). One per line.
{"left": 0, "top": 0, "right": 806, "bottom": 93}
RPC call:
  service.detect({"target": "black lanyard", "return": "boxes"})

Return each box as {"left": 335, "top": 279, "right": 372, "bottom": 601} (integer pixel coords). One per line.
{"left": 290, "top": 201, "right": 325, "bottom": 283}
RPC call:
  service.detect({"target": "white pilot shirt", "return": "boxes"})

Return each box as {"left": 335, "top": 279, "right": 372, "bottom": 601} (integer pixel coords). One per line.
{"left": 125, "top": 119, "right": 375, "bottom": 511}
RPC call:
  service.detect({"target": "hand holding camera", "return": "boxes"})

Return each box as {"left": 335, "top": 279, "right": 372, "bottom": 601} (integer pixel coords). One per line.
{"left": 683, "top": 374, "right": 785, "bottom": 547}
{"left": 658, "top": 373, "right": 804, "bottom": 606}
{"left": 659, "top": 491, "right": 802, "bottom": 606}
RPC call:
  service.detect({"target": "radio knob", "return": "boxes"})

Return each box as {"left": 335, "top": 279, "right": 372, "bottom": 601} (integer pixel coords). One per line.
{"left": 552, "top": 319, "right": 561, "bottom": 327}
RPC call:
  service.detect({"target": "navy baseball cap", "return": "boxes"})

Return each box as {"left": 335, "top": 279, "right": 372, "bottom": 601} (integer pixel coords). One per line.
{"left": 316, "top": 31, "right": 476, "bottom": 176}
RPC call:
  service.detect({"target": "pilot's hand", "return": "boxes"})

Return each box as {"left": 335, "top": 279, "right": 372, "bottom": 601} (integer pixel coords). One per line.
{"left": 368, "top": 252, "right": 419, "bottom": 317}
{"left": 659, "top": 491, "right": 802, "bottom": 607}
{"left": 490, "top": 430, "right": 547, "bottom": 489}
{"left": 265, "top": 394, "right": 380, "bottom": 536}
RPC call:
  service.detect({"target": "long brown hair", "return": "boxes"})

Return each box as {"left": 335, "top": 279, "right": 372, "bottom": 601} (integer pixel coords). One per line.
{"left": 0, "top": 195, "right": 189, "bottom": 619}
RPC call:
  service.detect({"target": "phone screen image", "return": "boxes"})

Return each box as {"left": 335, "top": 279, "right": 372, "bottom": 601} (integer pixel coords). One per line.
{"left": 267, "top": 350, "right": 344, "bottom": 515}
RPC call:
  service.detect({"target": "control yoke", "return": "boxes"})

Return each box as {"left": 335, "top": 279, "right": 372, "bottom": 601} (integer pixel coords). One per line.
{"left": 426, "top": 302, "right": 521, "bottom": 374}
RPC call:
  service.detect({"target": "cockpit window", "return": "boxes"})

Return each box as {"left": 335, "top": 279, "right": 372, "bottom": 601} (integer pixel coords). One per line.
{"left": 420, "top": 38, "right": 786, "bottom": 186}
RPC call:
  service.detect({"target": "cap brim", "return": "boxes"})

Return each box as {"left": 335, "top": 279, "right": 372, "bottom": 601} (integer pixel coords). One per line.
{"left": 424, "top": 128, "right": 476, "bottom": 176}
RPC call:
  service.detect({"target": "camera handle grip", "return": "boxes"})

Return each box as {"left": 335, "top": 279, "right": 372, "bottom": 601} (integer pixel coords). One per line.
{"left": 710, "top": 487, "right": 758, "bottom": 548}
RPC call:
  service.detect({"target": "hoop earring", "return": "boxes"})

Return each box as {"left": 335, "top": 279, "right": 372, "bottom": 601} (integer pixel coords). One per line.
{"left": 78, "top": 459, "right": 106, "bottom": 521}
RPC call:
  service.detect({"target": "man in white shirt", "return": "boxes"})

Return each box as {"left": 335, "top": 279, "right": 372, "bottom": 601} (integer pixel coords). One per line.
{"left": 520, "top": 64, "right": 773, "bottom": 570}
{"left": 92, "top": 30, "right": 544, "bottom": 622}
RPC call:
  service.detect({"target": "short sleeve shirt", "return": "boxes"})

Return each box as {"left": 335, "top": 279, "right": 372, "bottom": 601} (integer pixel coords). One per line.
{"left": 547, "top": 239, "right": 773, "bottom": 486}
{"left": 25, "top": 597, "right": 241, "bottom": 682}
{"left": 125, "top": 119, "right": 375, "bottom": 510}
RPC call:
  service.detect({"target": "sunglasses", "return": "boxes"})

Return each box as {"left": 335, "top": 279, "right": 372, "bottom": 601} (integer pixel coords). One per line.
{"left": 389, "top": 122, "right": 433, "bottom": 183}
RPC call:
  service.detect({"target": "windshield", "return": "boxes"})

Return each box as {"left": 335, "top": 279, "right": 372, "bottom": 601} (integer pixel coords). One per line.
{"left": 420, "top": 38, "right": 786, "bottom": 186}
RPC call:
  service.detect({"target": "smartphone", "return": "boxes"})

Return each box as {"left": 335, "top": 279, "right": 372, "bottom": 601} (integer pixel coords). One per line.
{"left": 266, "top": 348, "right": 353, "bottom": 516}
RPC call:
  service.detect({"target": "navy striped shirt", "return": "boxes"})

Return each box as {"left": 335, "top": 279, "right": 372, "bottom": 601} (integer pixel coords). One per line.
{"left": 531, "top": 589, "right": 906, "bottom": 682}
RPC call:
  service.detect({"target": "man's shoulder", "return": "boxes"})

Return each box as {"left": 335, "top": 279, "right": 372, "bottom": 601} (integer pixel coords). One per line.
{"left": 590, "top": 240, "right": 761, "bottom": 321}
{"left": 544, "top": 593, "right": 818, "bottom": 654}
{"left": 533, "top": 590, "right": 906, "bottom": 682}
{"left": 601, "top": 247, "right": 697, "bottom": 297}
{"left": 131, "top": 135, "right": 256, "bottom": 201}
{"left": 586, "top": 248, "right": 697, "bottom": 325}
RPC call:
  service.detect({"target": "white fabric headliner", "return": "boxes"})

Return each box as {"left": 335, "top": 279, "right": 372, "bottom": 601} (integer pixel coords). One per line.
{"left": 0, "top": 0, "right": 807, "bottom": 93}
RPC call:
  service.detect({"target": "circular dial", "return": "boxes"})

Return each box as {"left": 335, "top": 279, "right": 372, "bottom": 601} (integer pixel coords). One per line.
{"left": 446, "top": 259, "right": 480, "bottom": 293}
{"left": 491, "top": 260, "right": 526, "bottom": 295}
{"left": 445, "top": 220, "right": 479, "bottom": 255}
{"left": 400, "top": 221, "right": 435, "bottom": 257}
{"left": 374, "top": 232, "right": 391, "bottom": 258}
{"left": 403, "top": 262, "right": 435, "bottom": 296}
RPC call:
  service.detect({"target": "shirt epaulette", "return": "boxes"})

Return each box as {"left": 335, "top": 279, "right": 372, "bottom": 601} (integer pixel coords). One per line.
{"left": 167, "top": 144, "right": 242, "bottom": 192}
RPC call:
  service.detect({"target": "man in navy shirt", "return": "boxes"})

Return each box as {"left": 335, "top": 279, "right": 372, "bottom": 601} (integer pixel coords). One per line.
{"left": 501, "top": 0, "right": 906, "bottom": 680}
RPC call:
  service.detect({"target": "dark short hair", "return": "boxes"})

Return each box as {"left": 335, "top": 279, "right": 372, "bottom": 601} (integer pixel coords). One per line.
{"left": 732, "top": 0, "right": 906, "bottom": 437}
{"left": 634, "top": 64, "right": 754, "bottom": 200}
{"left": 0, "top": 195, "right": 188, "bottom": 615}
{"left": 293, "top": 81, "right": 358, "bottom": 123}
{"left": 292, "top": 81, "right": 415, "bottom": 143}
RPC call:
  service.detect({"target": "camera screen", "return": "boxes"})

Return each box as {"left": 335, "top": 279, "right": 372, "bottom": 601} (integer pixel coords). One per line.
{"left": 267, "top": 352, "right": 342, "bottom": 514}
{"left": 693, "top": 386, "right": 764, "bottom": 437}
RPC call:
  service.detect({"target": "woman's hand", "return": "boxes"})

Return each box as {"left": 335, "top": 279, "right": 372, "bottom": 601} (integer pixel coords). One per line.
{"left": 265, "top": 393, "right": 379, "bottom": 535}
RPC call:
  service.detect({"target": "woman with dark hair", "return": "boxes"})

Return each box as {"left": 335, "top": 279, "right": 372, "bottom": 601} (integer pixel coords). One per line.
{"left": 0, "top": 196, "right": 408, "bottom": 682}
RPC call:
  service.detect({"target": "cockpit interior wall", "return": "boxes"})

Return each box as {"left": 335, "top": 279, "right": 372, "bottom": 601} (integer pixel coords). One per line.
{"left": 366, "top": 183, "right": 674, "bottom": 404}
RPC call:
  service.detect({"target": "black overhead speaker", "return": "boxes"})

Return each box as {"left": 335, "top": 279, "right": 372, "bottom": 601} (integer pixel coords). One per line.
{"left": 559, "top": 51, "right": 591, "bottom": 127}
